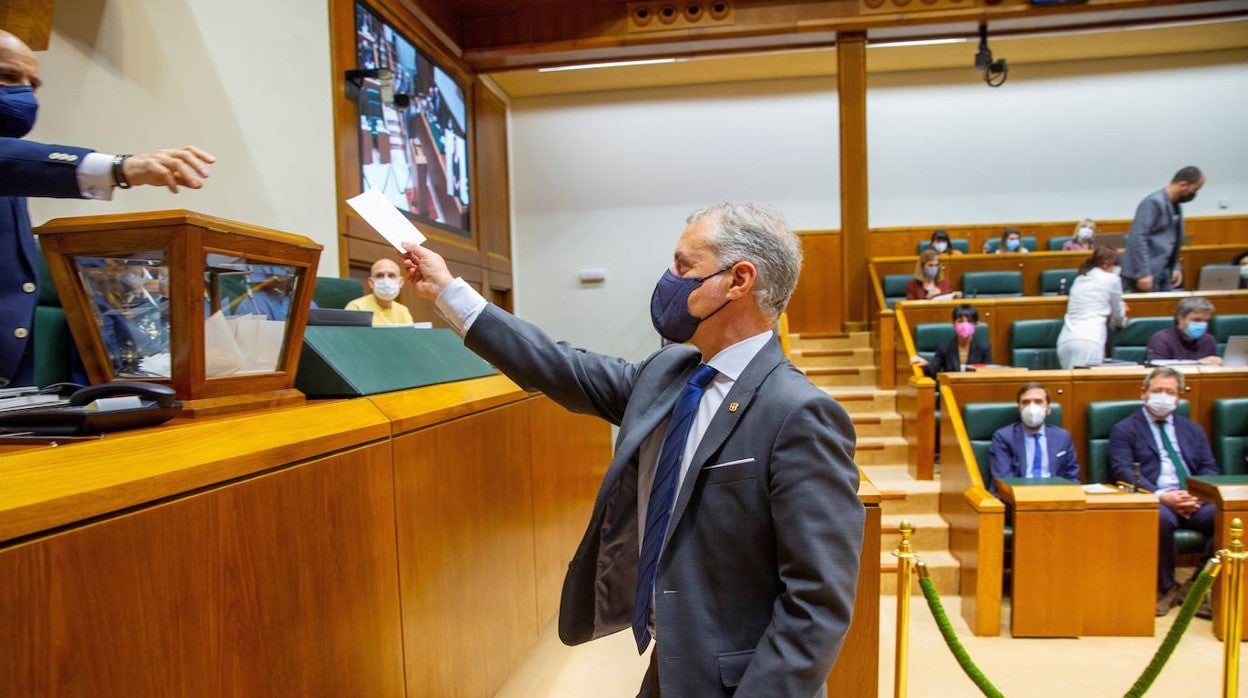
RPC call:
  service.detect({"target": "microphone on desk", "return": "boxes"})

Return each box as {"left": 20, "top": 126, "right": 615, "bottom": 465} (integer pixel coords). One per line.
{"left": 1131, "top": 461, "right": 1141, "bottom": 493}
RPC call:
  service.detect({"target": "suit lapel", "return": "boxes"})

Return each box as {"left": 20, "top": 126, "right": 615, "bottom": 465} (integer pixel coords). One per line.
{"left": 662, "top": 339, "right": 784, "bottom": 554}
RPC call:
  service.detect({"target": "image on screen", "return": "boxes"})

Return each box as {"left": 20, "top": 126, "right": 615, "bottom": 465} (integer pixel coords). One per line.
{"left": 355, "top": 3, "right": 470, "bottom": 236}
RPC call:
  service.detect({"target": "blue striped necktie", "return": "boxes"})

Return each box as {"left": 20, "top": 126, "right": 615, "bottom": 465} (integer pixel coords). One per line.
{"left": 632, "top": 363, "right": 718, "bottom": 653}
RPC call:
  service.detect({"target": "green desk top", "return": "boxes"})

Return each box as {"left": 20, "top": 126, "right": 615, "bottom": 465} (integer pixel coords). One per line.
{"left": 1188, "top": 475, "right": 1248, "bottom": 486}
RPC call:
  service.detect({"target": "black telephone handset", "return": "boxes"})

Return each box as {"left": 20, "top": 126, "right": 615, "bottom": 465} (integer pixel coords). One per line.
{"left": 0, "top": 381, "right": 181, "bottom": 436}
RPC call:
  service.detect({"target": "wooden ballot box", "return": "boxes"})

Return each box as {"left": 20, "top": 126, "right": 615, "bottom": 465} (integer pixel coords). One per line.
{"left": 36, "top": 210, "right": 321, "bottom": 415}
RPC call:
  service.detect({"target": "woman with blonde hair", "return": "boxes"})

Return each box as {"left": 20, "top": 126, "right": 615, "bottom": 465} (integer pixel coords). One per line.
{"left": 905, "top": 249, "right": 961, "bottom": 300}
{"left": 1063, "top": 218, "right": 1098, "bottom": 251}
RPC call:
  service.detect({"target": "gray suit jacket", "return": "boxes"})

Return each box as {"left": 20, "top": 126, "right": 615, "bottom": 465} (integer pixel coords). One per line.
{"left": 465, "top": 305, "right": 864, "bottom": 696}
{"left": 1122, "top": 188, "right": 1183, "bottom": 283}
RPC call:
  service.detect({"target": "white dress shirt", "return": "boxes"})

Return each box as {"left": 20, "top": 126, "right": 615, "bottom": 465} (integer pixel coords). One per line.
{"left": 76, "top": 152, "right": 119, "bottom": 200}
{"left": 1146, "top": 408, "right": 1185, "bottom": 491}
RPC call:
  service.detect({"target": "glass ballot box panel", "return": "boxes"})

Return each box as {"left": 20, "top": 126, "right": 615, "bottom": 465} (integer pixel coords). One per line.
{"left": 73, "top": 251, "right": 172, "bottom": 379}
{"left": 203, "top": 255, "right": 299, "bottom": 377}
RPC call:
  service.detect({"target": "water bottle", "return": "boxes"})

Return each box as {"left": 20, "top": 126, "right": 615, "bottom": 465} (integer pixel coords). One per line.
{"left": 1058, "top": 277, "right": 1067, "bottom": 295}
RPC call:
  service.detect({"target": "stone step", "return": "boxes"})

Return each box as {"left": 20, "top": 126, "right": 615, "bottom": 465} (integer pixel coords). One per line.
{"left": 860, "top": 466, "right": 941, "bottom": 516}
{"left": 801, "top": 366, "right": 878, "bottom": 387}
{"left": 849, "top": 412, "right": 903, "bottom": 439}
{"left": 880, "top": 549, "right": 960, "bottom": 596}
{"left": 823, "top": 387, "right": 897, "bottom": 414}
{"left": 880, "top": 513, "right": 949, "bottom": 552}
{"left": 790, "top": 332, "right": 872, "bottom": 351}
{"left": 790, "top": 347, "right": 876, "bottom": 369}
{"left": 854, "top": 436, "right": 908, "bottom": 466}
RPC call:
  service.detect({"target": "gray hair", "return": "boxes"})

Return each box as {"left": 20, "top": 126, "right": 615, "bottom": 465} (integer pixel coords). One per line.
{"left": 686, "top": 202, "right": 802, "bottom": 321}
{"left": 1143, "top": 366, "right": 1185, "bottom": 392}
{"left": 1175, "top": 296, "right": 1214, "bottom": 321}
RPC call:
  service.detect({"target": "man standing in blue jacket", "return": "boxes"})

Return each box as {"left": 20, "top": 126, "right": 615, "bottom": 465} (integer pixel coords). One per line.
{"left": 0, "top": 29, "right": 215, "bottom": 388}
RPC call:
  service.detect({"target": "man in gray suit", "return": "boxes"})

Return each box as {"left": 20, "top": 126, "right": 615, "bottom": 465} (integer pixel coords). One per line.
{"left": 403, "top": 203, "right": 863, "bottom": 696}
{"left": 1121, "top": 166, "right": 1204, "bottom": 292}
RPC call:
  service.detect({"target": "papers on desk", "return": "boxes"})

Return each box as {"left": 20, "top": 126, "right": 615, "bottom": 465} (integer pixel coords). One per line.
{"left": 0, "top": 393, "right": 62, "bottom": 413}
{"left": 1081, "top": 483, "right": 1120, "bottom": 494}
{"left": 347, "top": 189, "right": 428, "bottom": 252}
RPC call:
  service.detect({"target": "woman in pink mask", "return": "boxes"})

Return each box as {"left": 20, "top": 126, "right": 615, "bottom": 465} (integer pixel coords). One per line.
{"left": 910, "top": 304, "right": 992, "bottom": 378}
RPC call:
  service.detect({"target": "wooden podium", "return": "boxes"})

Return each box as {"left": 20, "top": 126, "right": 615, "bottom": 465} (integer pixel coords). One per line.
{"left": 1186, "top": 475, "right": 1248, "bottom": 642}
{"left": 998, "top": 480, "right": 1157, "bottom": 637}
{"left": 36, "top": 210, "right": 321, "bottom": 415}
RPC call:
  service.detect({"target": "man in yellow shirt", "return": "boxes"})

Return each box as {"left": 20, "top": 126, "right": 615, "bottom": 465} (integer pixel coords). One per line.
{"left": 346, "top": 258, "right": 414, "bottom": 325}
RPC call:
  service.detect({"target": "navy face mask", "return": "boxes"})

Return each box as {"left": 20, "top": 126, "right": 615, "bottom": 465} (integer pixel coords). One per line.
{"left": 649, "top": 265, "right": 732, "bottom": 343}
{"left": 0, "top": 85, "right": 38, "bottom": 138}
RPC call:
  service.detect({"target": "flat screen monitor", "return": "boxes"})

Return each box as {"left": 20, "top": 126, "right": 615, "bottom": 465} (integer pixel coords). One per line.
{"left": 354, "top": 2, "right": 470, "bottom": 238}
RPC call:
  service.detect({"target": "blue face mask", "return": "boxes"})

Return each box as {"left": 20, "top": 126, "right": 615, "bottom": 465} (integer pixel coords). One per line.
{"left": 1184, "top": 321, "right": 1208, "bottom": 340}
{"left": 1005, "top": 238, "right": 1021, "bottom": 251}
{"left": 650, "top": 266, "right": 732, "bottom": 343}
{"left": 0, "top": 85, "right": 38, "bottom": 138}
{"left": 923, "top": 265, "right": 940, "bottom": 279}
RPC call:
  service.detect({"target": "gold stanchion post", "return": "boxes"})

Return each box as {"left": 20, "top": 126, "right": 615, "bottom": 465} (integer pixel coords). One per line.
{"left": 894, "top": 519, "right": 917, "bottom": 698}
{"left": 1219, "top": 517, "right": 1246, "bottom": 698}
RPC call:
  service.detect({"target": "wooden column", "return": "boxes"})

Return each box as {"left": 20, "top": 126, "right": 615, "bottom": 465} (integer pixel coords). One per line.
{"left": 837, "top": 32, "right": 869, "bottom": 331}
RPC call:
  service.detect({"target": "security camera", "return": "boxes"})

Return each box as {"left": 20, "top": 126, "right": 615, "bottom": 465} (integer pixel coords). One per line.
{"left": 344, "top": 68, "right": 411, "bottom": 108}
{"left": 975, "top": 24, "right": 1008, "bottom": 87}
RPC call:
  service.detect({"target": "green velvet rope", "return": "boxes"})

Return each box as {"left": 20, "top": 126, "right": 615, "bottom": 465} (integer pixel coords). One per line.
{"left": 918, "top": 573, "right": 1005, "bottom": 698}
{"left": 1123, "top": 558, "right": 1221, "bottom": 698}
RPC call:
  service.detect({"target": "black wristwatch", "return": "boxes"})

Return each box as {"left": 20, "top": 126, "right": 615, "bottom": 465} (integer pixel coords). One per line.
{"left": 112, "top": 154, "right": 132, "bottom": 189}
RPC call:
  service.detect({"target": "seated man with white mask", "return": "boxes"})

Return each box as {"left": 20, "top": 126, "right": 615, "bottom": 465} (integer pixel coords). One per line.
{"left": 987, "top": 381, "right": 1080, "bottom": 495}
{"left": 346, "top": 258, "right": 413, "bottom": 326}
{"left": 1109, "top": 367, "right": 1220, "bottom": 617}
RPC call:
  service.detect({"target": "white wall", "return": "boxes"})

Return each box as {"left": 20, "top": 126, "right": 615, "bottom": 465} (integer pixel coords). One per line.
{"left": 26, "top": 0, "right": 339, "bottom": 264}
{"left": 510, "top": 49, "right": 1248, "bottom": 360}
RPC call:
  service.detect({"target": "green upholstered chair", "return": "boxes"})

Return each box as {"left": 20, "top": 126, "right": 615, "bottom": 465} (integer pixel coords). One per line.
{"left": 1040, "top": 268, "right": 1079, "bottom": 296}
{"left": 1210, "top": 314, "right": 1248, "bottom": 356}
{"left": 982, "top": 236, "right": 1037, "bottom": 253}
{"left": 312, "top": 276, "right": 366, "bottom": 310}
{"left": 912, "top": 322, "right": 989, "bottom": 366}
{"left": 917, "top": 239, "right": 970, "bottom": 254}
{"left": 961, "top": 271, "right": 1023, "bottom": 298}
{"left": 883, "top": 274, "right": 912, "bottom": 310}
{"left": 1211, "top": 398, "right": 1248, "bottom": 475}
{"left": 1010, "top": 318, "right": 1064, "bottom": 369}
{"left": 34, "top": 247, "right": 74, "bottom": 388}
{"left": 1048, "top": 236, "right": 1074, "bottom": 251}
{"left": 1085, "top": 399, "right": 1203, "bottom": 558}
{"left": 1110, "top": 316, "right": 1172, "bottom": 362}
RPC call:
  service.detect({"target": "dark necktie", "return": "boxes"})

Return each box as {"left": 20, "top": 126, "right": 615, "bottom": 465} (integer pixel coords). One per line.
{"left": 632, "top": 363, "right": 718, "bottom": 653}
{"left": 1156, "top": 419, "right": 1189, "bottom": 489}
{"left": 1030, "top": 433, "right": 1044, "bottom": 478}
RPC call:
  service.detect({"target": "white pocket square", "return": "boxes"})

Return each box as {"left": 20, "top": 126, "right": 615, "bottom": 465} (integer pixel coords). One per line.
{"left": 705, "top": 457, "right": 755, "bottom": 470}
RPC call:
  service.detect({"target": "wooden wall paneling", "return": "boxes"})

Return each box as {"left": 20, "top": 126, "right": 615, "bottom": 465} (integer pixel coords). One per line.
{"left": 392, "top": 403, "right": 540, "bottom": 697}
{"left": 475, "top": 78, "right": 513, "bottom": 275}
{"left": 527, "top": 398, "right": 613, "bottom": 624}
{"left": 0, "top": 0, "right": 54, "bottom": 51}
{"left": 789, "top": 231, "right": 843, "bottom": 334}
{"left": 0, "top": 443, "right": 406, "bottom": 697}
{"left": 838, "top": 32, "right": 869, "bottom": 329}
{"left": 826, "top": 478, "right": 880, "bottom": 696}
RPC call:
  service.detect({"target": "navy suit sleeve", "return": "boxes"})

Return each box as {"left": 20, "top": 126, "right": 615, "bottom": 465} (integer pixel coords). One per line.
{"left": 0, "top": 138, "right": 93, "bottom": 199}
{"left": 1054, "top": 429, "right": 1081, "bottom": 482}
{"left": 1110, "top": 417, "right": 1157, "bottom": 490}
{"left": 987, "top": 425, "right": 1016, "bottom": 493}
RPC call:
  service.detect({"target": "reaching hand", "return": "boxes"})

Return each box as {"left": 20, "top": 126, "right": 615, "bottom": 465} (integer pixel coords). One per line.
{"left": 402, "top": 242, "right": 454, "bottom": 300}
{"left": 1171, "top": 268, "right": 1183, "bottom": 288}
{"left": 123, "top": 146, "right": 216, "bottom": 193}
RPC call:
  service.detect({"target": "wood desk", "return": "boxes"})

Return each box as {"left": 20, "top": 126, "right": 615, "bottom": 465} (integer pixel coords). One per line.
{"left": 997, "top": 480, "right": 1157, "bottom": 638}
{"left": 1186, "top": 475, "right": 1248, "bottom": 642}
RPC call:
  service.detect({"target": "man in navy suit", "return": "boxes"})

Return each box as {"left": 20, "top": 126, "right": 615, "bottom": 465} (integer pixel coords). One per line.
{"left": 987, "top": 381, "right": 1080, "bottom": 495}
{"left": 1109, "top": 367, "right": 1220, "bottom": 616}
{"left": 0, "top": 29, "right": 214, "bottom": 388}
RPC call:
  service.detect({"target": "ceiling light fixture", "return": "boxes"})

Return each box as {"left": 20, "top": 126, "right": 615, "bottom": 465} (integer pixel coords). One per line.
{"left": 538, "top": 58, "right": 681, "bottom": 73}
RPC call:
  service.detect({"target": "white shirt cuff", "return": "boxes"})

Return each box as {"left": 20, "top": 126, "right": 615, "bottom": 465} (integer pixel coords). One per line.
{"left": 77, "top": 152, "right": 116, "bottom": 201}
{"left": 434, "top": 277, "right": 487, "bottom": 336}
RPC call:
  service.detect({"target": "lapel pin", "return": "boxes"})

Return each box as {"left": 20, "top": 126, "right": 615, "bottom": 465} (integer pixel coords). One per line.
{"left": 728, "top": 402, "right": 739, "bottom": 413}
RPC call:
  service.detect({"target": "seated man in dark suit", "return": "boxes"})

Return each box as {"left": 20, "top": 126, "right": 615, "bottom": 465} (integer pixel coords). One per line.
{"left": 987, "top": 381, "right": 1080, "bottom": 495}
{"left": 1109, "top": 366, "right": 1220, "bottom": 617}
